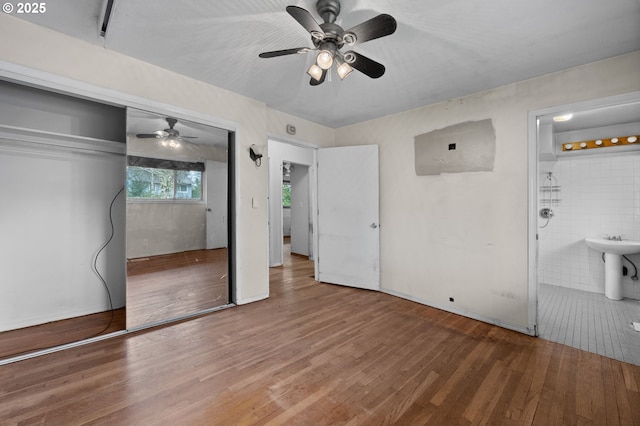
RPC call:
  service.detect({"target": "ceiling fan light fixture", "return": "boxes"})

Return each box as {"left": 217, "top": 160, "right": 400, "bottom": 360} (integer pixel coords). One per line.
{"left": 307, "top": 64, "right": 324, "bottom": 81}
{"left": 316, "top": 50, "right": 334, "bottom": 70}
{"left": 164, "top": 135, "right": 181, "bottom": 149}
{"left": 336, "top": 59, "right": 353, "bottom": 80}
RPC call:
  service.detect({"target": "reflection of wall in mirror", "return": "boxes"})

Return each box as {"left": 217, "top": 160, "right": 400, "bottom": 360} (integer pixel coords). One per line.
{"left": 126, "top": 139, "right": 227, "bottom": 259}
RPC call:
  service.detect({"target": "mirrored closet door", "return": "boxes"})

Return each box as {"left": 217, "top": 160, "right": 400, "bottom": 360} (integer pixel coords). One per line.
{"left": 125, "top": 108, "right": 231, "bottom": 329}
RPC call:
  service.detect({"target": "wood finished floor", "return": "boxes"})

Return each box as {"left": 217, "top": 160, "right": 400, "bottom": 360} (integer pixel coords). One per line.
{"left": 0, "top": 309, "right": 125, "bottom": 361}
{"left": 126, "top": 248, "right": 229, "bottom": 328}
{"left": 0, "top": 249, "right": 229, "bottom": 360}
{"left": 1, "top": 250, "right": 640, "bottom": 424}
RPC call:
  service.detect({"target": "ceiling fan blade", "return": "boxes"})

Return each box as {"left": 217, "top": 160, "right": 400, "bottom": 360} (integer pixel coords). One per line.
{"left": 286, "top": 6, "right": 324, "bottom": 38}
{"left": 180, "top": 136, "right": 198, "bottom": 139}
{"left": 310, "top": 69, "right": 327, "bottom": 86}
{"left": 259, "top": 47, "right": 311, "bottom": 58}
{"left": 343, "top": 14, "right": 397, "bottom": 46}
{"left": 136, "top": 133, "right": 161, "bottom": 138}
{"left": 346, "top": 51, "right": 386, "bottom": 79}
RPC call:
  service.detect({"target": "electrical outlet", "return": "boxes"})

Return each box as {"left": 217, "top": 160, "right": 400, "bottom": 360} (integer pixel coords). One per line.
{"left": 448, "top": 143, "right": 456, "bottom": 150}
{"left": 449, "top": 297, "right": 454, "bottom": 302}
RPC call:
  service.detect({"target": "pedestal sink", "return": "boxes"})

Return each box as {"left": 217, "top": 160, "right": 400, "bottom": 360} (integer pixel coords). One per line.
{"left": 584, "top": 237, "right": 640, "bottom": 300}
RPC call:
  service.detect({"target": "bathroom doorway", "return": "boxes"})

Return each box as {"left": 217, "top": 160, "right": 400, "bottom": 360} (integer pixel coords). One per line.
{"left": 530, "top": 92, "right": 640, "bottom": 365}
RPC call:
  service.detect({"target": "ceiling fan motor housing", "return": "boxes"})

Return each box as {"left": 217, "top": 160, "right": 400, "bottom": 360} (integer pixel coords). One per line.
{"left": 314, "top": 24, "right": 345, "bottom": 51}
{"left": 317, "top": 0, "right": 341, "bottom": 23}
{"left": 166, "top": 117, "right": 178, "bottom": 129}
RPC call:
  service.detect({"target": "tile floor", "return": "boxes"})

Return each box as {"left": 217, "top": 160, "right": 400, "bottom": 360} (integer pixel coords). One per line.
{"left": 538, "top": 283, "right": 640, "bottom": 366}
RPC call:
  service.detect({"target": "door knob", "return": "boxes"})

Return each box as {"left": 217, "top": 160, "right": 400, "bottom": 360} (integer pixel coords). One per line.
{"left": 370, "top": 223, "right": 378, "bottom": 229}
{"left": 207, "top": 208, "right": 212, "bottom": 212}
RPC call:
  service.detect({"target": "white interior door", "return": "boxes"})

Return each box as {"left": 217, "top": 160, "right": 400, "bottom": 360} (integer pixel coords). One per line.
{"left": 206, "top": 160, "right": 228, "bottom": 249}
{"left": 317, "top": 145, "right": 380, "bottom": 290}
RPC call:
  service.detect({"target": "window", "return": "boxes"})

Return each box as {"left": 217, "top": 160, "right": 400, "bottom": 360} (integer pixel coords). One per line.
{"left": 126, "top": 156, "right": 203, "bottom": 201}
{"left": 282, "top": 182, "right": 291, "bottom": 207}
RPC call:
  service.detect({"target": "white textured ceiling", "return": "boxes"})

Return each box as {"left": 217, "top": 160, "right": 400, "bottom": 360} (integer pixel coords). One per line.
{"left": 14, "top": 0, "right": 640, "bottom": 128}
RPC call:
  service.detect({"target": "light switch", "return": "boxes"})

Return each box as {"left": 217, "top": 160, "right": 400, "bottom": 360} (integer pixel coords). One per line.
{"left": 252, "top": 197, "right": 259, "bottom": 209}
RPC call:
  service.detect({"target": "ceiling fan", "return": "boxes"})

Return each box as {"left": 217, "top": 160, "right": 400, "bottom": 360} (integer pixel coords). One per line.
{"left": 136, "top": 118, "right": 198, "bottom": 149}
{"left": 259, "top": 0, "right": 397, "bottom": 85}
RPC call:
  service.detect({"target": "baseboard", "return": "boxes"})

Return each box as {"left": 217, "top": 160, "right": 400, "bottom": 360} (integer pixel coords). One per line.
{"left": 381, "top": 288, "right": 535, "bottom": 336}
{"left": 236, "top": 293, "right": 269, "bottom": 305}
{"left": 290, "top": 252, "right": 310, "bottom": 259}
{"left": 0, "top": 303, "right": 117, "bottom": 333}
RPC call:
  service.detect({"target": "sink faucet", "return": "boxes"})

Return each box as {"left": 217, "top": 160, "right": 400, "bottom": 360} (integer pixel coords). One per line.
{"left": 606, "top": 235, "right": 622, "bottom": 241}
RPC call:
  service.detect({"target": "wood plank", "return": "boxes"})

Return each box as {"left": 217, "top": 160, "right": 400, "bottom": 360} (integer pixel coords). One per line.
{"left": 0, "top": 308, "right": 125, "bottom": 360}
{"left": 0, "top": 248, "right": 228, "bottom": 361}
{"left": 126, "top": 248, "right": 229, "bottom": 328}
{"left": 0, "top": 245, "right": 639, "bottom": 424}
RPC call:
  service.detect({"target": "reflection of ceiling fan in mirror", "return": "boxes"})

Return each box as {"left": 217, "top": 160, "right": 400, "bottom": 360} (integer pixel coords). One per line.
{"left": 136, "top": 118, "right": 198, "bottom": 149}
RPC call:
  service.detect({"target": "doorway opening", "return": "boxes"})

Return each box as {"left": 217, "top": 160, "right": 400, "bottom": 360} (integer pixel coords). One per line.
{"left": 529, "top": 92, "right": 640, "bottom": 365}
{"left": 268, "top": 140, "right": 381, "bottom": 292}
{"left": 283, "top": 162, "right": 313, "bottom": 260}
{"left": 268, "top": 140, "right": 317, "bottom": 275}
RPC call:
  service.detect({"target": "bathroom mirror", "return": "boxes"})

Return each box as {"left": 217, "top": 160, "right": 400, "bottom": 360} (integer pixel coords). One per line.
{"left": 125, "top": 108, "right": 231, "bottom": 329}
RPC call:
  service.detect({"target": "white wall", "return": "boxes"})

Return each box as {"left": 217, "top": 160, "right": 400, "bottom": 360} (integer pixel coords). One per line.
{"left": 267, "top": 109, "right": 334, "bottom": 147}
{"left": 283, "top": 207, "right": 291, "bottom": 237}
{"left": 126, "top": 202, "right": 206, "bottom": 258}
{"left": 539, "top": 151, "right": 640, "bottom": 299}
{"left": 334, "top": 51, "right": 640, "bottom": 331}
{"left": 0, "top": 79, "right": 125, "bottom": 142}
{"left": 0, "top": 141, "right": 125, "bottom": 331}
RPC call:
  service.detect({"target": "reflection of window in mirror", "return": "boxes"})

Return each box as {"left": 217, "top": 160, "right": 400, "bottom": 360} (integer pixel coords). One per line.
{"left": 282, "top": 183, "right": 291, "bottom": 208}
{"left": 126, "top": 157, "right": 203, "bottom": 201}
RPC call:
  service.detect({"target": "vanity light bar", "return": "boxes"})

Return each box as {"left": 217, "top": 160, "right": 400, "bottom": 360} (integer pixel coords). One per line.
{"left": 562, "top": 135, "right": 639, "bottom": 151}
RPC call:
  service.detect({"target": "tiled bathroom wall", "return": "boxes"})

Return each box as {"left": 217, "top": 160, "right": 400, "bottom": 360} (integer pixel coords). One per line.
{"left": 539, "top": 151, "right": 640, "bottom": 299}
